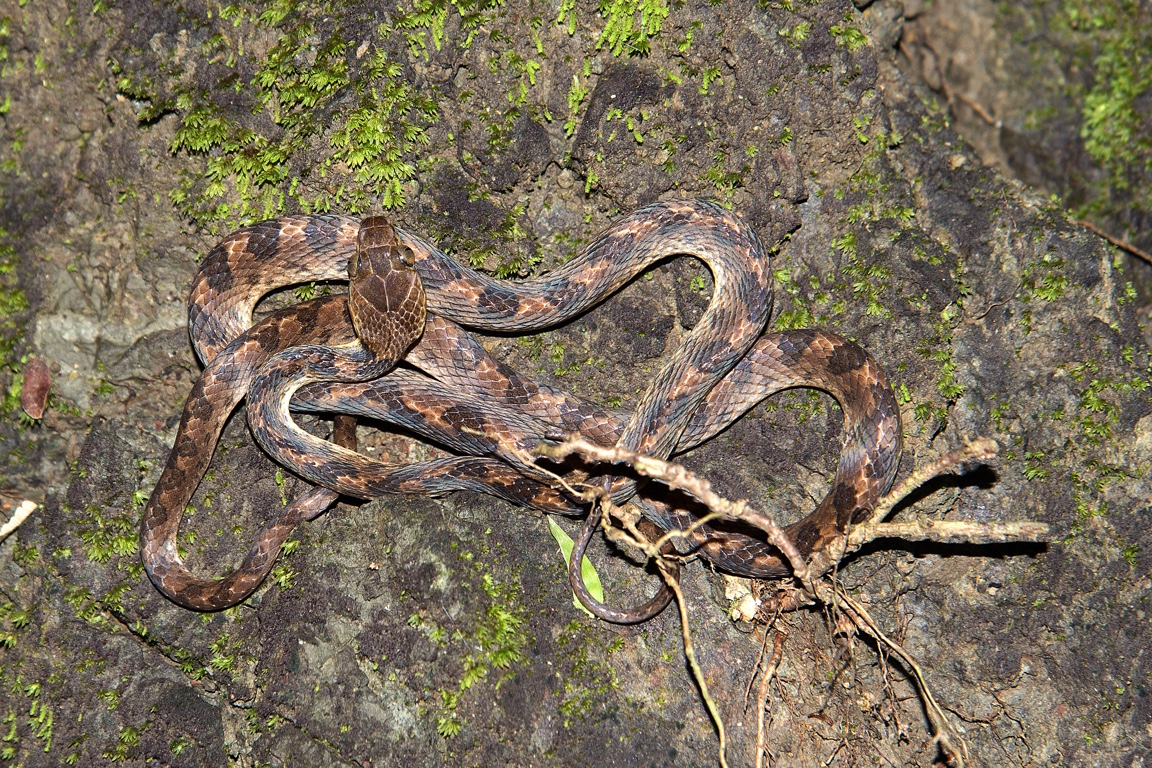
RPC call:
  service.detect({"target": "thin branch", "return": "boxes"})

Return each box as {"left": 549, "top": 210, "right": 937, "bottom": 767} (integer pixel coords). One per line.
{"left": 854, "top": 519, "right": 1049, "bottom": 547}
{"left": 609, "top": 503, "right": 728, "bottom": 560}
{"left": 970, "top": 279, "right": 1022, "bottom": 322}
{"left": 743, "top": 610, "right": 781, "bottom": 707}
{"left": 952, "top": 90, "right": 998, "bottom": 127}
{"left": 1076, "top": 218, "right": 1152, "bottom": 265}
{"left": 539, "top": 438, "right": 814, "bottom": 589}
{"left": 871, "top": 439, "right": 999, "bottom": 522}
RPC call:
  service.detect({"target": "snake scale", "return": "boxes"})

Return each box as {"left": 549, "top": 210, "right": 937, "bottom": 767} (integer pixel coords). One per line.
{"left": 140, "top": 200, "right": 902, "bottom": 620}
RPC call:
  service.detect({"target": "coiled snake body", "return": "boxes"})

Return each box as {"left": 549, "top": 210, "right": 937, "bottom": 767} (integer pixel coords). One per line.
{"left": 141, "top": 200, "right": 902, "bottom": 619}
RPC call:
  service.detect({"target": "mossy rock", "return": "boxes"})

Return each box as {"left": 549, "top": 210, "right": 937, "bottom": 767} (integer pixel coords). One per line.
{"left": 0, "top": 0, "right": 1148, "bottom": 765}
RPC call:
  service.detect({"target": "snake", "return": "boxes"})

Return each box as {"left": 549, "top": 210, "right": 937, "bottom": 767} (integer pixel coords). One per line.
{"left": 140, "top": 200, "right": 902, "bottom": 620}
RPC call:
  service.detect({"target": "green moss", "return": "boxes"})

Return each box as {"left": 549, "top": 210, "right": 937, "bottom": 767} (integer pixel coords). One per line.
{"left": 208, "top": 632, "right": 239, "bottom": 672}
{"left": 1022, "top": 451, "right": 1049, "bottom": 481}
{"left": 1018, "top": 251, "right": 1069, "bottom": 304}
{"left": 0, "top": 16, "right": 10, "bottom": 64}
{"left": 830, "top": 16, "right": 869, "bottom": 53}
{"left": 989, "top": 395, "right": 1013, "bottom": 430}
{"left": 603, "top": 106, "right": 648, "bottom": 144}
{"left": 911, "top": 301, "right": 965, "bottom": 428}
{"left": 75, "top": 502, "right": 139, "bottom": 567}
{"left": 1064, "top": 2, "right": 1152, "bottom": 219}
{"left": 111, "top": 2, "right": 439, "bottom": 231}
{"left": 0, "top": 682, "right": 57, "bottom": 758}
{"left": 96, "top": 689, "right": 119, "bottom": 711}
{"left": 780, "top": 389, "right": 827, "bottom": 423}
{"left": 594, "top": 0, "right": 669, "bottom": 56}
{"left": 422, "top": 545, "right": 529, "bottom": 739}
{"left": 836, "top": 232, "right": 892, "bottom": 319}
{"left": 1063, "top": 358, "right": 1150, "bottom": 445}
{"left": 700, "top": 149, "right": 749, "bottom": 198}
{"left": 564, "top": 65, "right": 592, "bottom": 137}
{"left": 269, "top": 562, "right": 296, "bottom": 591}
{"left": 168, "top": 735, "right": 192, "bottom": 756}
{"left": 0, "top": 228, "right": 30, "bottom": 419}
{"left": 395, "top": 0, "right": 505, "bottom": 54}
{"left": 1120, "top": 544, "right": 1139, "bottom": 566}
{"left": 101, "top": 724, "right": 141, "bottom": 762}
{"left": 778, "top": 21, "right": 810, "bottom": 48}
{"left": 172, "top": 647, "right": 207, "bottom": 680}
{"left": 1003, "top": 2, "right": 1152, "bottom": 242}
{"left": 1054, "top": 351, "right": 1150, "bottom": 555}
{"left": 554, "top": 621, "right": 625, "bottom": 727}
{"left": 0, "top": 601, "right": 31, "bottom": 649}
{"left": 771, "top": 263, "right": 824, "bottom": 330}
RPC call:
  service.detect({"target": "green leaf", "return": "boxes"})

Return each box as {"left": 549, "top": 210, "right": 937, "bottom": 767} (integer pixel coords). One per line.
{"left": 546, "top": 517, "right": 603, "bottom": 616}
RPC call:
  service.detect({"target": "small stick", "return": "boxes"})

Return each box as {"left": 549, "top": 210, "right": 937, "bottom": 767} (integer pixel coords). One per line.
{"left": 870, "top": 439, "right": 998, "bottom": 523}
{"left": 743, "top": 616, "right": 778, "bottom": 709}
{"left": 854, "top": 519, "right": 1048, "bottom": 546}
{"left": 952, "top": 91, "right": 998, "bottom": 127}
{"left": 1076, "top": 218, "right": 1152, "bottom": 265}
{"left": 0, "top": 500, "right": 37, "bottom": 542}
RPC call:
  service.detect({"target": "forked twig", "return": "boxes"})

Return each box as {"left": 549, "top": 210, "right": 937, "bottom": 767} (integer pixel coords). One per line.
{"left": 539, "top": 439, "right": 814, "bottom": 590}
{"left": 539, "top": 434, "right": 1046, "bottom": 767}
{"left": 541, "top": 437, "right": 1047, "bottom": 587}
{"left": 805, "top": 438, "right": 1048, "bottom": 577}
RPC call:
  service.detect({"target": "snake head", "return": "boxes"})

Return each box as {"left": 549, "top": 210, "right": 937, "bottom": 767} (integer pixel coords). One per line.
{"left": 349, "top": 217, "right": 427, "bottom": 359}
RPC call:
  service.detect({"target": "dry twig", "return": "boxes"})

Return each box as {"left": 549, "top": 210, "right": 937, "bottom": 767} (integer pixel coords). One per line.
{"left": 0, "top": 500, "right": 36, "bottom": 542}
{"left": 539, "top": 438, "right": 814, "bottom": 589}
{"left": 539, "top": 434, "right": 1047, "bottom": 767}
{"left": 1076, "top": 218, "right": 1152, "bottom": 265}
{"left": 805, "top": 439, "right": 1049, "bottom": 578}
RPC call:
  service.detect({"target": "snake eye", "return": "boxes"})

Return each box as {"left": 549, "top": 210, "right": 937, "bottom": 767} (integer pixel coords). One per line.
{"left": 397, "top": 243, "right": 416, "bottom": 268}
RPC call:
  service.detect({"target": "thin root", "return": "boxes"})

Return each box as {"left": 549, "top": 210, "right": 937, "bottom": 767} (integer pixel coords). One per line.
{"left": 663, "top": 558, "right": 730, "bottom": 768}
{"left": 539, "top": 434, "right": 1043, "bottom": 767}
{"left": 755, "top": 631, "right": 787, "bottom": 768}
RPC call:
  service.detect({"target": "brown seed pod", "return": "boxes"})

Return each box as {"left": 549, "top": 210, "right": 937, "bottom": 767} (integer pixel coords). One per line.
{"left": 20, "top": 357, "right": 51, "bottom": 420}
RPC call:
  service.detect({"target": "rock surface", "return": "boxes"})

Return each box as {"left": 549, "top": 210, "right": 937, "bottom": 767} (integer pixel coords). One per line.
{"left": 0, "top": 0, "right": 1148, "bottom": 766}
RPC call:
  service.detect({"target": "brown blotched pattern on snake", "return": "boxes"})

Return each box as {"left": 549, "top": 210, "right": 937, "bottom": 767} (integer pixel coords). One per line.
{"left": 141, "top": 200, "right": 901, "bottom": 615}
